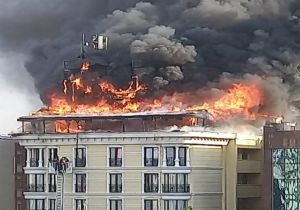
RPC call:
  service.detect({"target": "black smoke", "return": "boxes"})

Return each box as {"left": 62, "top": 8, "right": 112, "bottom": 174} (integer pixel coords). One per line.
{"left": 1, "top": 0, "right": 300, "bottom": 121}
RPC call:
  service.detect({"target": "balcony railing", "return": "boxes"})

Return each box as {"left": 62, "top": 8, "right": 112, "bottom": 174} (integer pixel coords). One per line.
{"left": 74, "top": 184, "right": 86, "bottom": 193}
{"left": 162, "top": 184, "right": 190, "bottom": 193}
{"left": 144, "top": 158, "right": 158, "bottom": 166}
{"left": 179, "top": 157, "right": 187, "bottom": 166}
{"left": 26, "top": 184, "right": 45, "bottom": 192}
{"left": 48, "top": 161, "right": 73, "bottom": 174}
{"left": 29, "top": 160, "right": 39, "bottom": 167}
{"left": 75, "top": 158, "right": 86, "bottom": 167}
{"left": 109, "top": 184, "right": 122, "bottom": 193}
{"left": 144, "top": 184, "right": 159, "bottom": 192}
{"left": 166, "top": 157, "right": 175, "bottom": 166}
{"left": 109, "top": 158, "right": 122, "bottom": 167}
{"left": 48, "top": 184, "right": 56, "bottom": 192}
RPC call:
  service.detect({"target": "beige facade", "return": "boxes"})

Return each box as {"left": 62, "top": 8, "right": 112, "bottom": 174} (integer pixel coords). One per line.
{"left": 16, "top": 131, "right": 238, "bottom": 210}
{"left": 236, "top": 137, "right": 263, "bottom": 210}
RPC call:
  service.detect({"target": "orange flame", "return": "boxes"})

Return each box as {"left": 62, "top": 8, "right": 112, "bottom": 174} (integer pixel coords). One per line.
{"left": 38, "top": 73, "right": 276, "bottom": 124}
{"left": 81, "top": 62, "right": 90, "bottom": 71}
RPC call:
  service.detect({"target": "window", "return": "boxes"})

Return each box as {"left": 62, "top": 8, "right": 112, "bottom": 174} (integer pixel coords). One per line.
{"left": 239, "top": 149, "right": 249, "bottom": 160}
{"left": 75, "top": 148, "right": 86, "bottom": 167}
{"left": 109, "top": 173, "right": 122, "bottom": 193}
{"left": 26, "top": 174, "right": 44, "bottom": 192}
{"left": 110, "top": 199, "right": 122, "bottom": 210}
{"left": 75, "top": 174, "right": 86, "bottom": 192}
{"left": 237, "top": 174, "right": 248, "bottom": 184}
{"left": 48, "top": 148, "right": 58, "bottom": 161}
{"left": 144, "top": 173, "right": 159, "bottom": 193}
{"left": 75, "top": 199, "right": 86, "bottom": 210}
{"left": 163, "top": 174, "right": 189, "bottom": 193}
{"left": 164, "top": 200, "right": 188, "bottom": 210}
{"left": 29, "top": 148, "right": 44, "bottom": 167}
{"left": 109, "top": 147, "right": 122, "bottom": 167}
{"left": 48, "top": 199, "right": 55, "bottom": 210}
{"left": 144, "top": 199, "right": 158, "bottom": 210}
{"left": 166, "top": 147, "right": 175, "bottom": 166}
{"left": 144, "top": 147, "right": 159, "bottom": 166}
{"left": 48, "top": 174, "right": 56, "bottom": 192}
{"left": 178, "top": 147, "right": 187, "bottom": 166}
{"left": 26, "top": 199, "right": 45, "bottom": 210}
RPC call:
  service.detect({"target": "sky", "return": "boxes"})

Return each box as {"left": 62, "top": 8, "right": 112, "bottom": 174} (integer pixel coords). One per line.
{"left": 1, "top": 0, "right": 300, "bottom": 133}
{"left": 0, "top": 52, "right": 42, "bottom": 133}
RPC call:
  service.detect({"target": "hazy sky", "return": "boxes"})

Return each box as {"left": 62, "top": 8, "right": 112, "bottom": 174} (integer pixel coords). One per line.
{"left": 0, "top": 52, "right": 42, "bottom": 133}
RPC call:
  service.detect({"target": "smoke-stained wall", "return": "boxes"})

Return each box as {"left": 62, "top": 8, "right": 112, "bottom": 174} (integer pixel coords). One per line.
{"left": 1, "top": 0, "right": 300, "bottom": 122}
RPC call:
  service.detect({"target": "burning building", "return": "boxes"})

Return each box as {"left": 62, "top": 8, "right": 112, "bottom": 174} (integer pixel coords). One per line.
{"left": 8, "top": 35, "right": 273, "bottom": 210}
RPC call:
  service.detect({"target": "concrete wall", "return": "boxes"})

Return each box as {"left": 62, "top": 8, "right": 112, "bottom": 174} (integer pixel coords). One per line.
{"left": 0, "top": 140, "right": 15, "bottom": 210}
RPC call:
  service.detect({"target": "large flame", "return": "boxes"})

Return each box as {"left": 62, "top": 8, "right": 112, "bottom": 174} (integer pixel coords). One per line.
{"left": 38, "top": 73, "right": 271, "bottom": 122}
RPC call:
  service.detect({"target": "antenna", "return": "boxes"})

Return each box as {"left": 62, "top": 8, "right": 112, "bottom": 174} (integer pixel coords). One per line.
{"left": 81, "top": 33, "right": 86, "bottom": 59}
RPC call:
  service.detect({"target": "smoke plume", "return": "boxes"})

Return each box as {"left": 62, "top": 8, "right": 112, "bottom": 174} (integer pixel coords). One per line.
{"left": 1, "top": 0, "right": 300, "bottom": 125}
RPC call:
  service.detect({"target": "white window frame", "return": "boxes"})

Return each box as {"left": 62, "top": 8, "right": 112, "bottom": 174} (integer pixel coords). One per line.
{"left": 142, "top": 145, "right": 160, "bottom": 167}
{"left": 107, "top": 197, "right": 124, "bottom": 210}
{"left": 142, "top": 198, "right": 160, "bottom": 210}
{"left": 142, "top": 172, "right": 160, "bottom": 194}
{"left": 107, "top": 171, "right": 124, "bottom": 193}
{"left": 73, "top": 146, "right": 87, "bottom": 167}
{"left": 107, "top": 146, "right": 124, "bottom": 167}
{"left": 73, "top": 172, "right": 88, "bottom": 193}
{"left": 73, "top": 197, "right": 88, "bottom": 210}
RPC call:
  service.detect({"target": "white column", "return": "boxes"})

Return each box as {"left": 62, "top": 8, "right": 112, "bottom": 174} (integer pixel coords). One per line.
{"left": 26, "top": 148, "right": 30, "bottom": 167}
{"left": 38, "top": 148, "right": 43, "bottom": 167}
{"left": 175, "top": 146, "right": 179, "bottom": 167}
{"left": 186, "top": 147, "right": 191, "bottom": 167}
{"left": 162, "top": 147, "right": 166, "bottom": 167}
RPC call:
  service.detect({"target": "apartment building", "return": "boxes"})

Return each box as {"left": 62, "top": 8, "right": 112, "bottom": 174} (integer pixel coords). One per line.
{"left": 236, "top": 137, "right": 263, "bottom": 210}
{"left": 12, "top": 112, "right": 237, "bottom": 210}
{"left": 263, "top": 121, "right": 298, "bottom": 210}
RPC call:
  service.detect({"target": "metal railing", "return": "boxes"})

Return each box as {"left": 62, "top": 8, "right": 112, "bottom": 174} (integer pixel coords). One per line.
{"left": 109, "top": 158, "right": 122, "bottom": 167}
{"left": 26, "top": 184, "right": 45, "bottom": 192}
{"left": 179, "top": 157, "right": 187, "bottom": 166}
{"left": 144, "top": 184, "right": 159, "bottom": 192}
{"left": 29, "top": 160, "right": 39, "bottom": 167}
{"left": 75, "top": 158, "right": 86, "bottom": 167}
{"left": 48, "top": 184, "right": 56, "bottom": 192}
{"left": 162, "top": 184, "right": 190, "bottom": 193}
{"left": 74, "top": 184, "right": 86, "bottom": 193}
{"left": 144, "top": 158, "right": 158, "bottom": 166}
{"left": 109, "top": 184, "right": 122, "bottom": 193}
{"left": 166, "top": 157, "right": 175, "bottom": 166}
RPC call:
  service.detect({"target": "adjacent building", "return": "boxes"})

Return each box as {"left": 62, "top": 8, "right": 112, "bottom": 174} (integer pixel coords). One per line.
{"left": 263, "top": 121, "right": 297, "bottom": 210}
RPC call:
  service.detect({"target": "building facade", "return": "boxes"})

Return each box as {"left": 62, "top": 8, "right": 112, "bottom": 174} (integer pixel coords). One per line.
{"left": 263, "top": 122, "right": 298, "bottom": 210}
{"left": 236, "top": 137, "right": 263, "bottom": 210}
{"left": 13, "top": 112, "right": 238, "bottom": 210}
{"left": 15, "top": 131, "right": 237, "bottom": 210}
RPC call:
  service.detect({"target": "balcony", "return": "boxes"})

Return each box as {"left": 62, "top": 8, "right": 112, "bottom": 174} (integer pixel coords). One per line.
{"left": 162, "top": 184, "right": 190, "bottom": 193}
{"left": 237, "top": 160, "right": 261, "bottom": 173}
{"left": 48, "top": 184, "right": 56, "bottom": 192}
{"left": 74, "top": 184, "right": 86, "bottom": 193}
{"left": 166, "top": 157, "right": 175, "bottom": 166}
{"left": 48, "top": 161, "right": 73, "bottom": 174}
{"left": 26, "top": 184, "right": 45, "bottom": 192}
{"left": 144, "top": 184, "right": 159, "bottom": 193}
{"left": 144, "top": 158, "right": 158, "bottom": 167}
{"left": 179, "top": 157, "right": 187, "bottom": 166}
{"left": 75, "top": 158, "right": 86, "bottom": 167}
{"left": 109, "top": 158, "right": 122, "bottom": 167}
{"left": 29, "top": 160, "right": 39, "bottom": 167}
{"left": 109, "top": 184, "right": 122, "bottom": 193}
{"left": 237, "top": 184, "right": 261, "bottom": 198}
